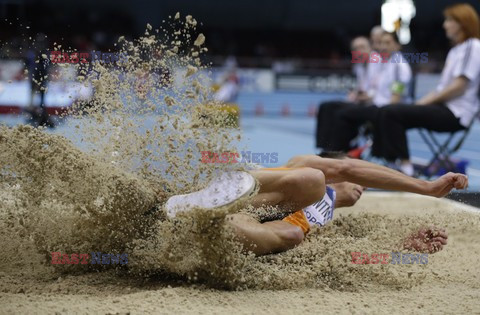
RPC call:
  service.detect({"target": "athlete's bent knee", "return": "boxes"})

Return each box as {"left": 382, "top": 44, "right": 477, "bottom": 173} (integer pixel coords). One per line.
{"left": 280, "top": 167, "right": 325, "bottom": 205}
{"left": 276, "top": 226, "right": 304, "bottom": 250}
{"left": 295, "top": 167, "right": 325, "bottom": 200}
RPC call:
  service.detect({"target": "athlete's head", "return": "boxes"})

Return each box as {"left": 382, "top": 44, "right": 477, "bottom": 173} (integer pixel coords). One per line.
{"left": 443, "top": 3, "right": 480, "bottom": 43}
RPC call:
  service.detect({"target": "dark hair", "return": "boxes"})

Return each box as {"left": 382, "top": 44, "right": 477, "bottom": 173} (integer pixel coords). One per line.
{"left": 318, "top": 151, "right": 348, "bottom": 159}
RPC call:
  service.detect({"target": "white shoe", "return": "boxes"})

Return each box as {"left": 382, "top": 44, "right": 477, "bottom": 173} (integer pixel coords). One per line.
{"left": 165, "top": 171, "right": 257, "bottom": 218}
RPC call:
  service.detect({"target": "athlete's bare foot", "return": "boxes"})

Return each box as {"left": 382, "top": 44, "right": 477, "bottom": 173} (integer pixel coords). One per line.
{"left": 330, "top": 182, "right": 365, "bottom": 208}
{"left": 403, "top": 226, "right": 448, "bottom": 253}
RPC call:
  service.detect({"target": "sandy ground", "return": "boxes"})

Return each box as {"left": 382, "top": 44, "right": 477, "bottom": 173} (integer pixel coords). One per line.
{"left": 1, "top": 192, "right": 479, "bottom": 315}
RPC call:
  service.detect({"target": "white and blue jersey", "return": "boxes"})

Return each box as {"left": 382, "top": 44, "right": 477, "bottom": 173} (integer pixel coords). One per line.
{"left": 303, "top": 186, "right": 337, "bottom": 227}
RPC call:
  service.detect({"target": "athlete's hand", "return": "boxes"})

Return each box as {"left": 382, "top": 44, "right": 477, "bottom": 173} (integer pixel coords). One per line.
{"left": 403, "top": 226, "right": 448, "bottom": 254}
{"left": 427, "top": 172, "right": 468, "bottom": 198}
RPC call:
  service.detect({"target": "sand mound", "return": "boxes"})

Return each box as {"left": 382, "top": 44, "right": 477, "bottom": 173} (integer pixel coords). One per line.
{"left": 1, "top": 194, "right": 479, "bottom": 314}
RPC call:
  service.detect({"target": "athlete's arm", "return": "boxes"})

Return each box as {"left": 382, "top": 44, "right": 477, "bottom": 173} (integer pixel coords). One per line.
{"left": 286, "top": 155, "right": 468, "bottom": 197}
{"left": 415, "top": 76, "right": 468, "bottom": 105}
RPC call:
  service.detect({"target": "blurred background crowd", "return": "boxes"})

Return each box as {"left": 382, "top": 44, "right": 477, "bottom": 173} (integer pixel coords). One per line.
{"left": 0, "top": 0, "right": 475, "bottom": 71}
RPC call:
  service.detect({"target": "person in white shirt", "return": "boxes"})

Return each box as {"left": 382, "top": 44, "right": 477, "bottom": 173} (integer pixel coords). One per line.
{"left": 316, "top": 35, "right": 383, "bottom": 150}
{"left": 320, "top": 31, "right": 412, "bottom": 152}
{"left": 349, "top": 37, "right": 380, "bottom": 102}
{"left": 373, "top": 3, "right": 480, "bottom": 176}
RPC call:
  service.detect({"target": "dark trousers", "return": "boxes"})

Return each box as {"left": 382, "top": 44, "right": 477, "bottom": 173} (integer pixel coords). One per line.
{"left": 316, "top": 101, "right": 356, "bottom": 150}
{"left": 331, "top": 105, "right": 380, "bottom": 151}
{"left": 316, "top": 100, "right": 379, "bottom": 152}
{"left": 372, "top": 103, "right": 465, "bottom": 161}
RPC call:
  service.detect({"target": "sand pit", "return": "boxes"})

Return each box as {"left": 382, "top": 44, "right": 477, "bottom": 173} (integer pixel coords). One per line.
{"left": 1, "top": 193, "right": 479, "bottom": 314}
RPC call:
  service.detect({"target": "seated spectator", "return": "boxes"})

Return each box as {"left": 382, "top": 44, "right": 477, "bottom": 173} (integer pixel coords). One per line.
{"left": 316, "top": 35, "right": 381, "bottom": 150}
{"left": 372, "top": 3, "right": 480, "bottom": 176}
{"left": 317, "top": 31, "right": 412, "bottom": 152}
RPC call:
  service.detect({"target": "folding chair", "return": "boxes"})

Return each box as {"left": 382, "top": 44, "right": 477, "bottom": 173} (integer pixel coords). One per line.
{"left": 417, "top": 106, "right": 480, "bottom": 178}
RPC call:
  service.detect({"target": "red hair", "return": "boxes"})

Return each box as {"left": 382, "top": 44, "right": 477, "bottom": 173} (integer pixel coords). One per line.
{"left": 444, "top": 3, "right": 480, "bottom": 41}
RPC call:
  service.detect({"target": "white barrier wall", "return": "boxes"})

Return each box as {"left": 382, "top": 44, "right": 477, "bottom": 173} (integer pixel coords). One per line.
{"left": 0, "top": 60, "right": 442, "bottom": 108}
{"left": 0, "top": 81, "right": 92, "bottom": 107}
{"left": 0, "top": 60, "right": 24, "bottom": 81}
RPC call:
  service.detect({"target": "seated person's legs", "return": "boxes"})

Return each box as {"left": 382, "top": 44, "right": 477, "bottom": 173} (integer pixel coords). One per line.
{"left": 326, "top": 105, "right": 380, "bottom": 152}
{"left": 374, "top": 103, "right": 465, "bottom": 175}
{"left": 316, "top": 101, "right": 356, "bottom": 151}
